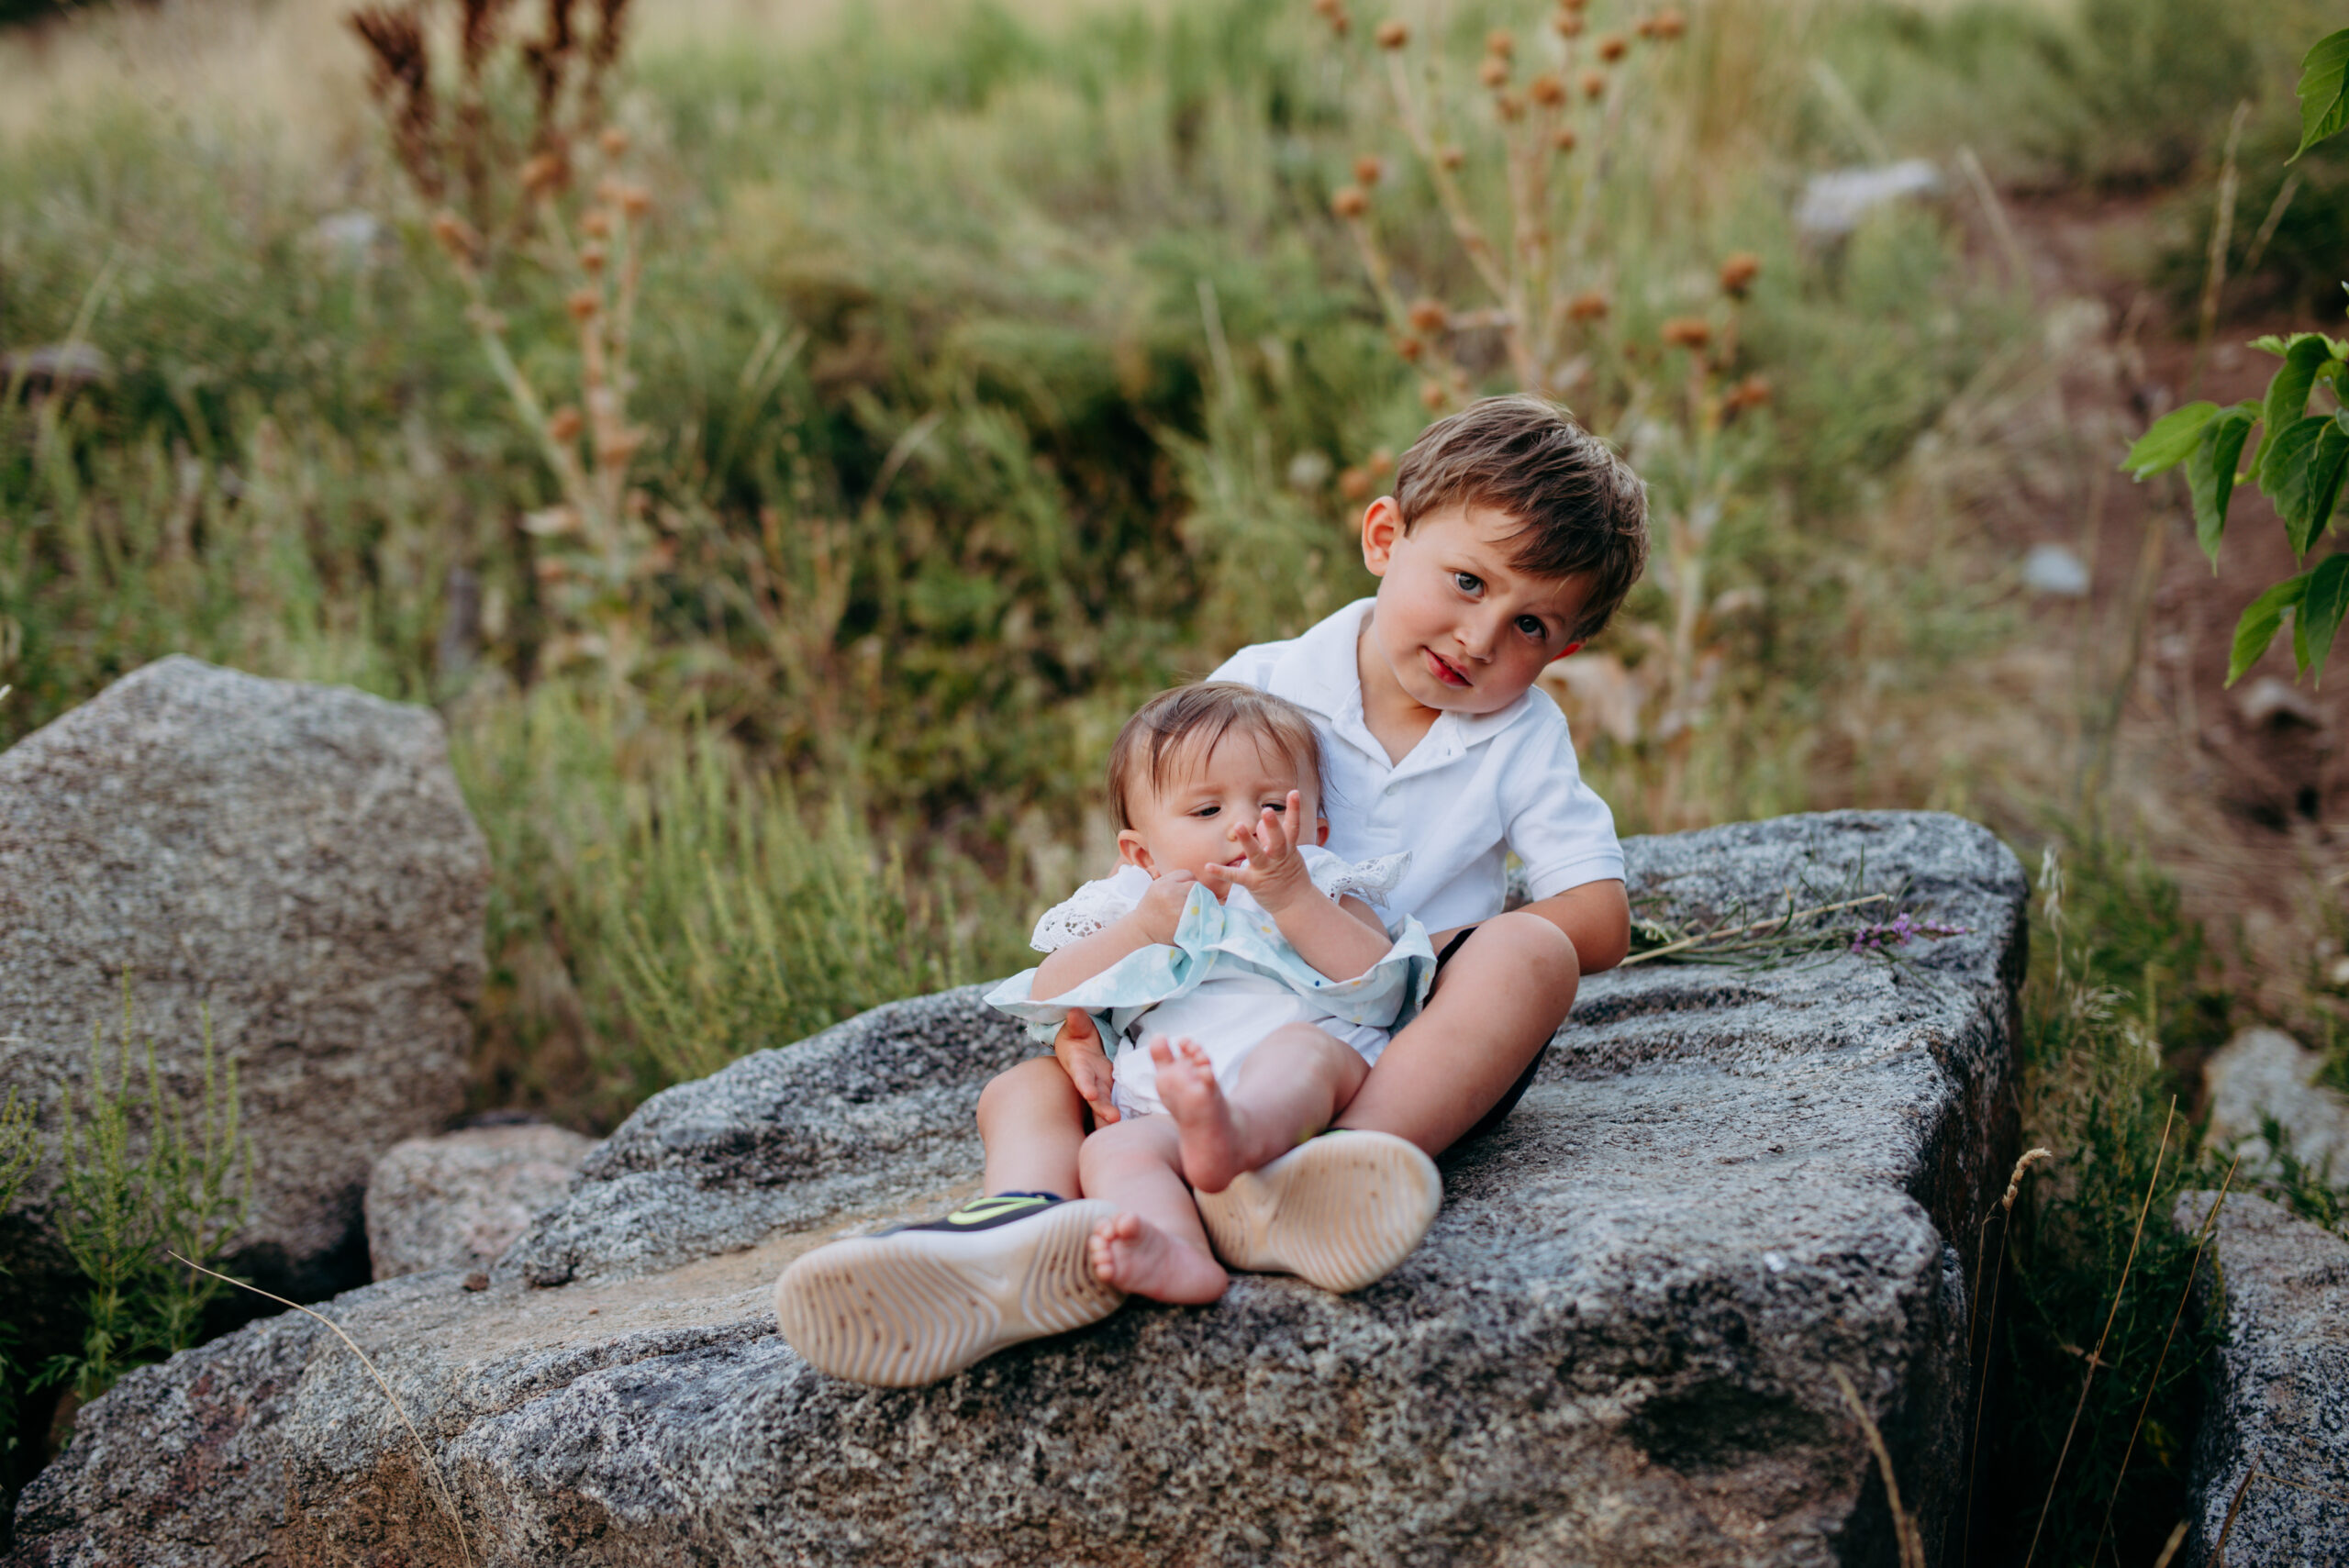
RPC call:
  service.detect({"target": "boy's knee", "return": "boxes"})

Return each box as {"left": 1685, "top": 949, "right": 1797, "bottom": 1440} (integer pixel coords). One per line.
{"left": 1480, "top": 910, "right": 1582, "bottom": 981}
{"left": 977, "top": 1055, "right": 1081, "bottom": 1124}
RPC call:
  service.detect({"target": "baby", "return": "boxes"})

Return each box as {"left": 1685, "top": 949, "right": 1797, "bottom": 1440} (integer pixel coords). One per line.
{"left": 774, "top": 683, "right": 1441, "bottom": 1385}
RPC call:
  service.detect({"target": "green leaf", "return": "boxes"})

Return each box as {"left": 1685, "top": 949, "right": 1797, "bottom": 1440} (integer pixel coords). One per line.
{"left": 2121, "top": 401, "right": 2219, "bottom": 479}
{"left": 2232, "top": 575, "right": 2310, "bottom": 684}
{"left": 2265, "top": 335, "right": 2338, "bottom": 442}
{"left": 2309, "top": 421, "right": 2349, "bottom": 552}
{"left": 2294, "top": 29, "right": 2349, "bottom": 161}
{"left": 2296, "top": 554, "right": 2349, "bottom": 683}
{"left": 2268, "top": 415, "right": 2346, "bottom": 556}
{"left": 2187, "top": 403, "right": 2256, "bottom": 563}
{"left": 2252, "top": 333, "right": 2293, "bottom": 356}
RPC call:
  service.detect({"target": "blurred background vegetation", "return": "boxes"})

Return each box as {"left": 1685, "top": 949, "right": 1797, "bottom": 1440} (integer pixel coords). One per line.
{"left": 4, "top": 0, "right": 2348, "bottom": 1557}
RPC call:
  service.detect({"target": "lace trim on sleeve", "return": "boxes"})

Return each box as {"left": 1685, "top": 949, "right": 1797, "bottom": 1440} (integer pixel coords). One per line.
{"left": 1315, "top": 851, "right": 1412, "bottom": 906}
{"left": 1030, "top": 872, "right": 1144, "bottom": 952}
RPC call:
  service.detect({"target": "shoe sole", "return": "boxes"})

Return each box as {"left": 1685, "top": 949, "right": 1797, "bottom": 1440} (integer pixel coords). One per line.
{"left": 773, "top": 1198, "right": 1125, "bottom": 1386}
{"left": 1192, "top": 1131, "right": 1442, "bottom": 1293}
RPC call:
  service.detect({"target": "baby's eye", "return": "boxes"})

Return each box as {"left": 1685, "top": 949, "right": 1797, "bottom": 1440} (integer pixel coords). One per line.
{"left": 1192, "top": 804, "right": 1220, "bottom": 817}
{"left": 1453, "top": 571, "right": 1483, "bottom": 595}
{"left": 1515, "top": 614, "right": 1548, "bottom": 639}
{"left": 1262, "top": 799, "right": 1288, "bottom": 814}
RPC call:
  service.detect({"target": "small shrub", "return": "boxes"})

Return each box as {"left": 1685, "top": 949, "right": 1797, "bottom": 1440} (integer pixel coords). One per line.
{"left": 36, "top": 981, "right": 252, "bottom": 1405}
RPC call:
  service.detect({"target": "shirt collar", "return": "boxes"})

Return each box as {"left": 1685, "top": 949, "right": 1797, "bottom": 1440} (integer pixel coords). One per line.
{"left": 1267, "top": 596, "right": 1541, "bottom": 745}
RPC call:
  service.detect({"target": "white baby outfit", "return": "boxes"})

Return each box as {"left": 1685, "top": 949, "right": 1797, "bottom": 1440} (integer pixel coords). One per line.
{"left": 984, "top": 846, "right": 1437, "bottom": 1120}
{"left": 1209, "top": 597, "right": 1624, "bottom": 933}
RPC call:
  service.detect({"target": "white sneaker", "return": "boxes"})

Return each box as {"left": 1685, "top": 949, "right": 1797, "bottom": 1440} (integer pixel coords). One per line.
{"left": 774, "top": 1194, "right": 1125, "bottom": 1386}
{"left": 1192, "top": 1131, "right": 1442, "bottom": 1293}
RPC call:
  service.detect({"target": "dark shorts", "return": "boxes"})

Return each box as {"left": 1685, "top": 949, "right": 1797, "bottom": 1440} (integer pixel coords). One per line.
{"left": 1432, "top": 924, "right": 1551, "bottom": 1150}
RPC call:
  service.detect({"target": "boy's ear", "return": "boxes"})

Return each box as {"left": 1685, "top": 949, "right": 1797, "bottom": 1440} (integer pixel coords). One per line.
{"left": 1549, "top": 640, "right": 1586, "bottom": 663}
{"left": 1359, "top": 495, "right": 1404, "bottom": 577}
{"left": 1116, "top": 829, "right": 1155, "bottom": 874}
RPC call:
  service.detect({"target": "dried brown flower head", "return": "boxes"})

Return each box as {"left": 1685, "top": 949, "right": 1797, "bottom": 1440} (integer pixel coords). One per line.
{"left": 547, "top": 406, "right": 584, "bottom": 443}
{"left": 430, "top": 208, "right": 482, "bottom": 262}
{"left": 1552, "top": 126, "right": 1579, "bottom": 152}
{"left": 1566, "top": 290, "right": 1609, "bottom": 321}
{"left": 1375, "top": 18, "right": 1408, "bottom": 49}
{"left": 1635, "top": 16, "right": 1657, "bottom": 38}
{"left": 1366, "top": 446, "right": 1395, "bottom": 478}
{"left": 1653, "top": 7, "right": 1686, "bottom": 39}
{"left": 1718, "top": 251, "right": 1762, "bottom": 299}
{"left": 1311, "top": 0, "right": 1339, "bottom": 15}
{"left": 618, "top": 183, "right": 651, "bottom": 217}
{"left": 1331, "top": 185, "right": 1370, "bottom": 218}
{"left": 1580, "top": 69, "right": 1608, "bottom": 99}
{"left": 1328, "top": 11, "right": 1352, "bottom": 38}
{"left": 1478, "top": 56, "right": 1510, "bottom": 89}
{"left": 600, "top": 127, "right": 630, "bottom": 156}
{"left": 581, "top": 209, "right": 613, "bottom": 239}
{"left": 1560, "top": 0, "right": 1589, "bottom": 11}
{"left": 1354, "top": 153, "right": 1385, "bottom": 185}
{"left": 1419, "top": 380, "right": 1450, "bottom": 411}
{"left": 520, "top": 151, "right": 568, "bottom": 195}
{"left": 1439, "top": 145, "right": 1466, "bottom": 170}
{"left": 1338, "top": 466, "right": 1374, "bottom": 501}
{"left": 1723, "top": 373, "right": 1772, "bottom": 413}
{"left": 1495, "top": 90, "right": 1525, "bottom": 120}
{"left": 566, "top": 287, "right": 603, "bottom": 321}
{"left": 1530, "top": 72, "right": 1566, "bottom": 107}
{"left": 1396, "top": 333, "right": 1424, "bottom": 361}
{"left": 580, "top": 242, "right": 608, "bottom": 273}
{"left": 1661, "top": 316, "right": 1711, "bottom": 350}
{"left": 1553, "top": 11, "right": 1584, "bottom": 36}
{"left": 1485, "top": 28, "right": 1514, "bottom": 58}
{"left": 1597, "top": 33, "right": 1628, "bottom": 61}
{"left": 1407, "top": 297, "right": 1450, "bottom": 333}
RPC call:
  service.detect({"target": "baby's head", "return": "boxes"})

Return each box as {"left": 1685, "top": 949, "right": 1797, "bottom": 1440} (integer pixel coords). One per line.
{"left": 1107, "top": 684, "right": 1327, "bottom": 882}
{"left": 1361, "top": 395, "right": 1648, "bottom": 716}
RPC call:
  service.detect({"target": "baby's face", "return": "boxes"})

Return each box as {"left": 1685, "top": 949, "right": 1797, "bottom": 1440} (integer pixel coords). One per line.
{"left": 1117, "top": 729, "right": 1325, "bottom": 884}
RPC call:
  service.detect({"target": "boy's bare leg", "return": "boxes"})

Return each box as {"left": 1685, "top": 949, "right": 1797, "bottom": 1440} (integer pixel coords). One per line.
{"left": 975, "top": 1057, "right": 1090, "bottom": 1196}
{"left": 1153, "top": 1028, "right": 1370, "bottom": 1194}
{"left": 1077, "top": 1117, "right": 1228, "bottom": 1304}
{"left": 1332, "top": 910, "right": 1580, "bottom": 1157}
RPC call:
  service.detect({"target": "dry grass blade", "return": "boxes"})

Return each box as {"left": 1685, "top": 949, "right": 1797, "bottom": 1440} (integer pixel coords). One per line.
{"left": 1958, "top": 1146, "right": 2052, "bottom": 1565}
{"left": 166, "top": 1252, "right": 475, "bottom": 1568}
{"left": 2152, "top": 1518, "right": 2189, "bottom": 1568}
{"left": 1831, "top": 1365, "right": 1927, "bottom": 1568}
{"left": 2095, "top": 1159, "right": 2238, "bottom": 1562}
{"left": 1619, "top": 892, "right": 1891, "bottom": 966}
{"left": 2023, "top": 1098, "right": 2176, "bottom": 1568}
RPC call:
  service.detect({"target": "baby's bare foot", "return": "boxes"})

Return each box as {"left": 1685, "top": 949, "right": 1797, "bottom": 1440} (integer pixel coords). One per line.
{"left": 1152, "top": 1037, "right": 1246, "bottom": 1195}
{"left": 1087, "top": 1212, "right": 1227, "bottom": 1305}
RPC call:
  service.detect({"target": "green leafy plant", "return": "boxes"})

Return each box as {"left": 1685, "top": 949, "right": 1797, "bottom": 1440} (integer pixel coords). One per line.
{"left": 2123, "top": 28, "right": 2349, "bottom": 686}
{"left": 36, "top": 982, "right": 253, "bottom": 1405}
{"left": 0, "top": 1087, "right": 38, "bottom": 1465}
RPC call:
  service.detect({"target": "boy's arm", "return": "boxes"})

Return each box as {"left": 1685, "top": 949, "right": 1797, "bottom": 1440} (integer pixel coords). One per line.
{"left": 1510, "top": 879, "right": 1631, "bottom": 973}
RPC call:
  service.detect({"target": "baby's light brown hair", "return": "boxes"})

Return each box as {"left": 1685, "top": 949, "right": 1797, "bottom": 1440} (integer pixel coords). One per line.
{"left": 1107, "top": 684, "right": 1325, "bottom": 831}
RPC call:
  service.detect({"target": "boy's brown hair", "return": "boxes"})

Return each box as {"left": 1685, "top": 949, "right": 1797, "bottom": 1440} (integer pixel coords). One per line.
{"left": 1107, "top": 684, "right": 1325, "bottom": 831}
{"left": 1393, "top": 394, "right": 1648, "bottom": 639}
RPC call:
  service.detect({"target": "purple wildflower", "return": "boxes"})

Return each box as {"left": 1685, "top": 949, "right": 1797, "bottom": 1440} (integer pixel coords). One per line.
{"left": 1849, "top": 912, "right": 1968, "bottom": 954}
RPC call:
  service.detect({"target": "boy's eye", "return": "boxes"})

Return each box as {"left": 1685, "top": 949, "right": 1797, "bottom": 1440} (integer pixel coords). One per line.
{"left": 1515, "top": 615, "right": 1548, "bottom": 639}
{"left": 1453, "top": 571, "right": 1483, "bottom": 595}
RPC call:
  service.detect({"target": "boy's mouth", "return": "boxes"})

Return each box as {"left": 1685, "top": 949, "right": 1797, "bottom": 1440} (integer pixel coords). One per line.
{"left": 1423, "top": 648, "right": 1471, "bottom": 689}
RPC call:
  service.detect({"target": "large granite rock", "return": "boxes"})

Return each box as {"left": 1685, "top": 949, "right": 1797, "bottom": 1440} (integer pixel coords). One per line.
{"left": 365, "top": 1124, "right": 598, "bottom": 1281}
{"left": 12, "top": 811, "right": 2024, "bottom": 1567}
{"left": 2176, "top": 1191, "right": 2349, "bottom": 1564}
{"left": 0, "top": 657, "right": 488, "bottom": 1344}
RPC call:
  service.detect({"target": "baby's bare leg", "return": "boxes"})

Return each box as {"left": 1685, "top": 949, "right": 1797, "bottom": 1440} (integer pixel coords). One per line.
{"left": 1154, "top": 1025, "right": 1370, "bottom": 1195}
{"left": 1076, "top": 1117, "right": 1227, "bottom": 1304}
{"left": 976, "top": 1057, "right": 1089, "bottom": 1197}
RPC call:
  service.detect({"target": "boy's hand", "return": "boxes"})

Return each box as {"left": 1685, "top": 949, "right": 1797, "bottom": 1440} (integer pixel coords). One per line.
{"left": 1132, "top": 869, "right": 1200, "bottom": 945}
{"left": 1200, "top": 790, "right": 1315, "bottom": 912}
{"left": 1052, "top": 1010, "right": 1119, "bottom": 1126}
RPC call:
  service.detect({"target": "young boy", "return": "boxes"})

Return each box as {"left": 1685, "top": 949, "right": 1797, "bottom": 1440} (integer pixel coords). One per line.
{"left": 778, "top": 395, "right": 1645, "bottom": 1381}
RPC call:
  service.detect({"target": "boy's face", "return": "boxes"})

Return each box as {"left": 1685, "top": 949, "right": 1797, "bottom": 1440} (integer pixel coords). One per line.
{"left": 1117, "top": 729, "right": 1328, "bottom": 884}
{"left": 1359, "top": 498, "right": 1592, "bottom": 717}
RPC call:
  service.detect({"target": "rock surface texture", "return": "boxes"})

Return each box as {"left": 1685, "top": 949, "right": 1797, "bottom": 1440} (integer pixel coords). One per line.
{"left": 13, "top": 812, "right": 2024, "bottom": 1568}
{"left": 2201, "top": 1028, "right": 2349, "bottom": 1183}
{"left": 0, "top": 656, "right": 488, "bottom": 1341}
{"left": 366, "top": 1124, "right": 598, "bottom": 1281}
{"left": 2176, "top": 1191, "right": 2349, "bottom": 1564}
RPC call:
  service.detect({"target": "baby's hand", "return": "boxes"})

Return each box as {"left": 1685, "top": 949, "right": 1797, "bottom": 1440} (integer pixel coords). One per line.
{"left": 1200, "top": 790, "right": 1314, "bottom": 912}
{"left": 1132, "top": 869, "right": 1200, "bottom": 944}
{"left": 1052, "top": 1010, "right": 1119, "bottom": 1127}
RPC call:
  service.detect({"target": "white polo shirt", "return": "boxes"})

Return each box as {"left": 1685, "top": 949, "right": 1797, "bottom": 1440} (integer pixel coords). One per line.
{"left": 1209, "top": 598, "right": 1624, "bottom": 934}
